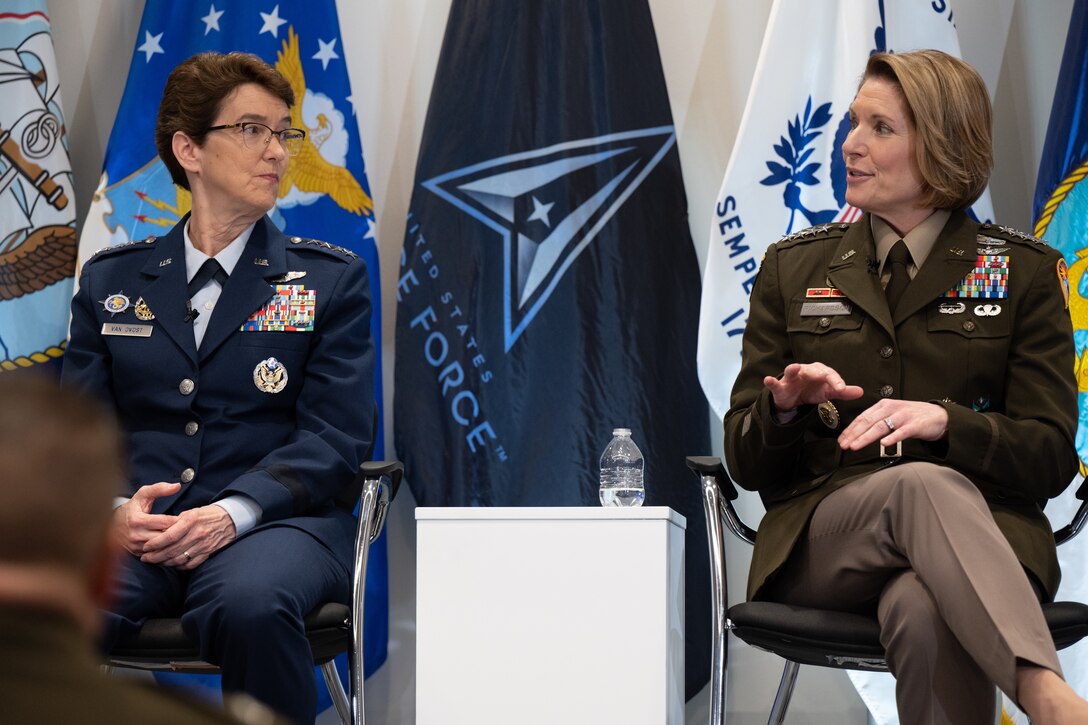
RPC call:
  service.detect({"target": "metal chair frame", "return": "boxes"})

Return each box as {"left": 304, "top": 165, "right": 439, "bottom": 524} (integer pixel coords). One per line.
{"left": 106, "top": 460, "right": 403, "bottom": 725}
{"left": 686, "top": 455, "right": 1088, "bottom": 725}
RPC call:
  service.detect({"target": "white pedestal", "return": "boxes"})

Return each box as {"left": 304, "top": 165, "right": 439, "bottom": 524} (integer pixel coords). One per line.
{"left": 416, "top": 506, "right": 686, "bottom": 725}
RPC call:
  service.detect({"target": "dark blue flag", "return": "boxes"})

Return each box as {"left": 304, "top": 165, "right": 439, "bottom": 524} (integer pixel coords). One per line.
{"left": 76, "top": 0, "right": 388, "bottom": 710}
{"left": 394, "top": 0, "right": 710, "bottom": 697}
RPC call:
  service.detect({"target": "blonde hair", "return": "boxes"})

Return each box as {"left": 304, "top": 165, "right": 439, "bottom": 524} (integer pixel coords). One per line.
{"left": 863, "top": 50, "right": 993, "bottom": 210}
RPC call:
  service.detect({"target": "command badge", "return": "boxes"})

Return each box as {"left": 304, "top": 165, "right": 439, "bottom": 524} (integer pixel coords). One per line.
{"left": 100, "top": 291, "right": 131, "bottom": 317}
{"left": 253, "top": 357, "right": 288, "bottom": 394}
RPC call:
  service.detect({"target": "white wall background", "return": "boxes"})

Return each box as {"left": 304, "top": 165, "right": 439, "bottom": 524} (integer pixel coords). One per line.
{"left": 47, "top": 0, "right": 1077, "bottom": 722}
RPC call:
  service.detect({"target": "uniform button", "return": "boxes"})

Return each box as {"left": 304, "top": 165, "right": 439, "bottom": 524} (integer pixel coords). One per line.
{"left": 179, "top": 379, "right": 195, "bottom": 395}
{"left": 818, "top": 317, "right": 831, "bottom": 328}
{"left": 879, "top": 346, "right": 894, "bottom": 359}
{"left": 204, "top": 300, "right": 214, "bottom": 311}
{"left": 962, "top": 320, "right": 976, "bottom": 332}
{"left": 180, "top": 468, "right": 195, "bottom": 483}
{"left": 184, "top": 421, "right": 199, "bottom": 437}
{"left": 880, "top": 385, "right": 894, "bottom": 398}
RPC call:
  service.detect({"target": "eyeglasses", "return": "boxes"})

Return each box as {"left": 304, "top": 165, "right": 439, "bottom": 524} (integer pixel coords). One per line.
{"left": 205, "top": 122, "right": 307, "bottom": 156}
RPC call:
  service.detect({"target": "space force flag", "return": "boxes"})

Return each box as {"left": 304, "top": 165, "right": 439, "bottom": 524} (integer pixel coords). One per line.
{"left": 0, "top": 0, "right": 76, "bottom": 375}
{"left": 696, "top": 0, "right": 993, "bottom": 422}
{"left": 394, "top": 0, "right": 711, "bottom": 697}
{"left": 696, "top": 1, "right": 997, "bottom": 722}
{"left": 78, "top": 0, "right": 389, "bottom": 704}
{"left": 1034, "top": 0, "right": 1088, "bottom": 711}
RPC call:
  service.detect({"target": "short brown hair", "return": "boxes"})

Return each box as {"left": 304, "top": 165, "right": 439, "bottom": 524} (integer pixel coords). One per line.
{"left": 0, "top": 375, "right": 125, "bottom": 574}
{"left": 155, "top": 52, "right": 294, "bottom": 190}
{"left": 862, "top": 50, "right": 993, "bottom": 210}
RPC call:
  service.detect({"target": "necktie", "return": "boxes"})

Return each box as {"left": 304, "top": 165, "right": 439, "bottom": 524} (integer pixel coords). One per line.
{"left": 884, "top": 240, "right": 912, "bottom": 312}
{"left": 188, "top": 258, "right": 228, "bottom": 299}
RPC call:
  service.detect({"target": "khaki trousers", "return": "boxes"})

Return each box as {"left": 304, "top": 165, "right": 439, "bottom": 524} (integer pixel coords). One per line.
{"left": 763, "top": 461, "right": 1062, "bottom": 725}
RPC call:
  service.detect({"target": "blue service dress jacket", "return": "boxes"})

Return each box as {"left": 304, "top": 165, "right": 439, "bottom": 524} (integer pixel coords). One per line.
{"left": 63, "top": 213, "right": 375, "bottom": 564}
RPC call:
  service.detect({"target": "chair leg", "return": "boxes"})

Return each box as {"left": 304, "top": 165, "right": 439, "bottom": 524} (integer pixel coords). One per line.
{"left": 321, "top": 660, "right": 351, "bottom": 725}
{"left": 767, "top": 660, "right": 800, "bottom": 725}
{"left": 350, "top": 476, "right": 387, "bottom": 725}
{"left": 701, "top": 475, "right": 729, "bottom": 725}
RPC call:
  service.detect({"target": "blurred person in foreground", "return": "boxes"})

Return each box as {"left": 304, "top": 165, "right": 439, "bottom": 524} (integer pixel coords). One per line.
{"left": 0, "top": 374, "right": 281, "bottom": 724}
{"left": 724, "top": 49, "right": 1088, "bottom": 724}
{"left": 62, "top": 50, "right": 374, "bottom": 723}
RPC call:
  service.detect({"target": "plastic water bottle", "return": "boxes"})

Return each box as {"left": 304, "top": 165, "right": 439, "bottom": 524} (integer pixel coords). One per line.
{"left": 599, "top": 428, "right": 645, "bottom": 507}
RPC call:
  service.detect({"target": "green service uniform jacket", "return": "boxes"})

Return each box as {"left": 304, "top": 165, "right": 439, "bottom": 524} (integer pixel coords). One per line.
{"left": 723, "top": 211, "right": 1078, "bottom": 602}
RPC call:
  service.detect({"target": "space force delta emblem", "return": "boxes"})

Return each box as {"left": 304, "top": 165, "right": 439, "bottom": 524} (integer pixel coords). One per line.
{"left": 417, "top": 126, "right": 678, "bottom": 351}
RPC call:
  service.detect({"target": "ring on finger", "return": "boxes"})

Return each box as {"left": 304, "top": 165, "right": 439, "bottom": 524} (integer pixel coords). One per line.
{"left": 883, "top": 417, "right": 895, "bottom": 432}
{"left": 183, "top": 551, "right": 192, "bottom": 561}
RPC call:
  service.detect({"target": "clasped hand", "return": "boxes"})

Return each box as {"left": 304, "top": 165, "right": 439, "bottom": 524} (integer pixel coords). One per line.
{"left": 765, "top": 362, "right": 949, "bottom": 449}
{"left": 112, "top": 481, "right": 236, "bottom": 570}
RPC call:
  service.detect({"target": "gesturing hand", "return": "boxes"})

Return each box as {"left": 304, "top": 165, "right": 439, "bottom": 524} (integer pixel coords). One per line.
{"left": 764, "top": 362, "right": 864, "bottom": 416}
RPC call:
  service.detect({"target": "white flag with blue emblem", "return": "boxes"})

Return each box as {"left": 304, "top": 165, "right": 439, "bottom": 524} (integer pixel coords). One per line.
{"left": 696, "top": 1, "right": 998, "bottom": 723}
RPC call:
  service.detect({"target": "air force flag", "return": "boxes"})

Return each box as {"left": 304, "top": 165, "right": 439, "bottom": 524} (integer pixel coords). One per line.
{"left": 394, "top": 0, "right": 711, "bottom": 698}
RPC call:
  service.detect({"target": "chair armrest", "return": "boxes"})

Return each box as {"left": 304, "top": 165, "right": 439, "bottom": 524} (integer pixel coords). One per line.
{"left": 686, "top": 456, "right": 756, "bottom": 544}
{"left": 359, "top": 460, "right": 403, "bottom": 503}
{"left": 685, "top": 456, "right": 739, "bottom": 500}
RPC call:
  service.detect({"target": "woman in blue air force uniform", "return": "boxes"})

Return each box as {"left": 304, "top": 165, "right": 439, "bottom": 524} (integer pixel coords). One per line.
{"left": 724, "top": 50, "right": 1088, "bottom": 724}
{"left": 63, "top": 51, "right": 373, "bottom": 724}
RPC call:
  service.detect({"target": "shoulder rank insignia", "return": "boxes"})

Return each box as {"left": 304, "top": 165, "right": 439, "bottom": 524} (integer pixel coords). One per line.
{"left": 945, "top": 255, "right": 1009, "bottom": 299}
{"left": 289, "top": 236, "right": 358, "bottom": 259}
{"left": 89, "top": 236, "right": 157, "bottom": 260}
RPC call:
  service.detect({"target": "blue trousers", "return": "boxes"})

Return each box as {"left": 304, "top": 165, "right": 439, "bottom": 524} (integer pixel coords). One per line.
{"left": 105, "top": 525, "right": 351, "bottom": 724}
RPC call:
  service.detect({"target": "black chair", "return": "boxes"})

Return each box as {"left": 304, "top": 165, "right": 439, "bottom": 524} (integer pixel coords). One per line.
{"left": 685, "top": 456, "right": 1088, "bottom": 725}
{"left": 106, "top": 460, "right": 403, "bottom": 725}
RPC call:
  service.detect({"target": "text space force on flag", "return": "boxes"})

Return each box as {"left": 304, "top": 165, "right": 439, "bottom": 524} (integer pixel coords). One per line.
{"left": 394, "top": 0, "right": 712, "bottom": 700}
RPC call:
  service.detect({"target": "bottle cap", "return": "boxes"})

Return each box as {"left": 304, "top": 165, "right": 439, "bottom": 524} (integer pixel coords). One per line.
{"left": 612, "top": 428, "right": 631, "bottom": 436}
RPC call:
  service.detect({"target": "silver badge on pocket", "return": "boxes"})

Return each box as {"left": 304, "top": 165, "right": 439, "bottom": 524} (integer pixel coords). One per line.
{"left": 253, "top": 357, "right": 288, "bottom": 394}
